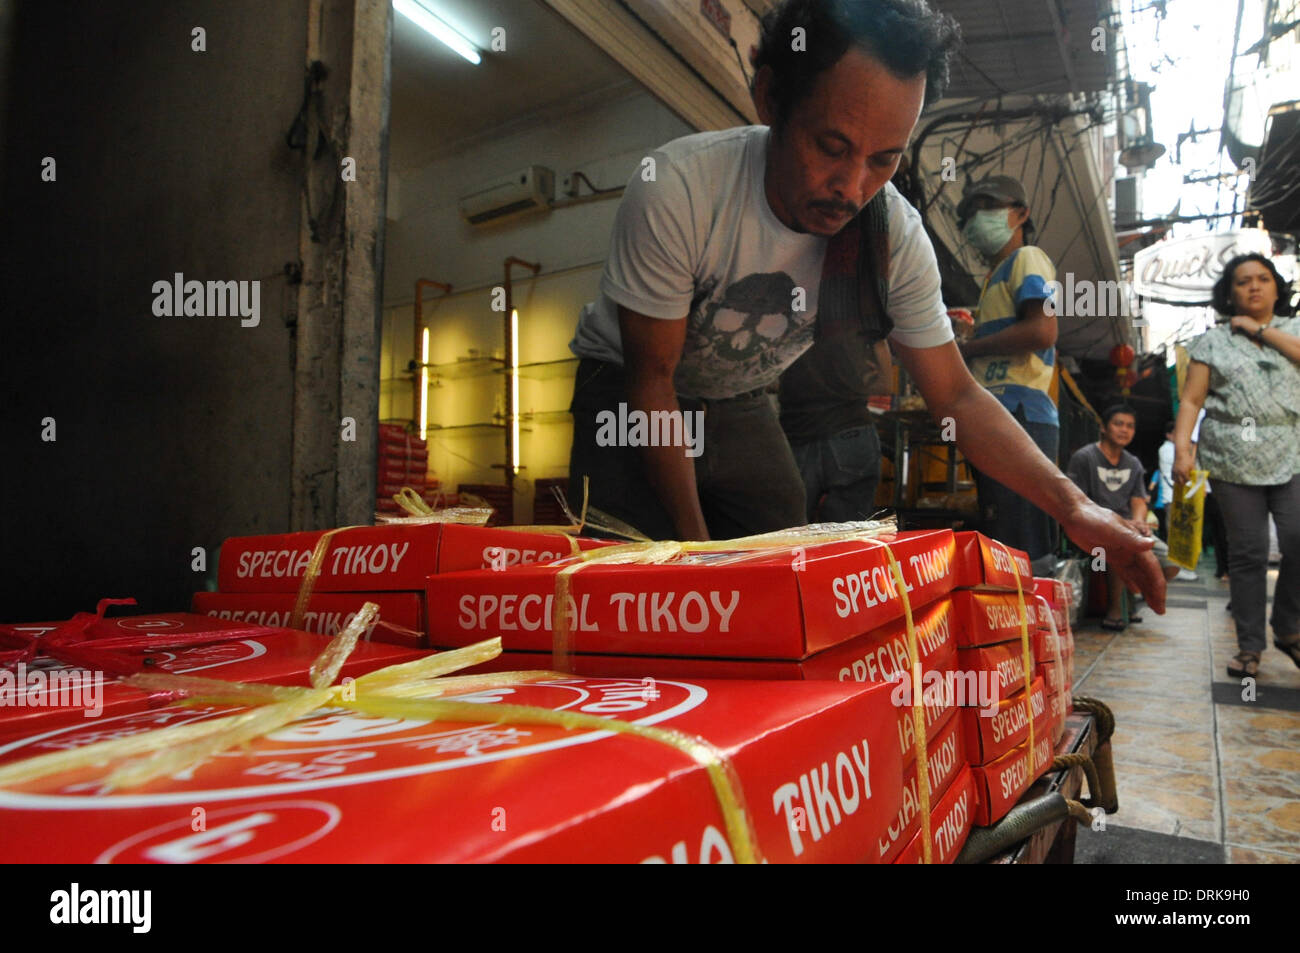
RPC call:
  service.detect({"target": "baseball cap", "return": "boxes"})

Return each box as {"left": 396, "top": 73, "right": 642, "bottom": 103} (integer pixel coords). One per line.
{"left": 956, "top": 174, "right": 1028, "bottom": 224}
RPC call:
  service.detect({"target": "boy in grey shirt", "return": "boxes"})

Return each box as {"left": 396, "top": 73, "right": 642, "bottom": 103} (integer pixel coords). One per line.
{"left": 1067, "top": 404, "right": 1180, "bottom": 629}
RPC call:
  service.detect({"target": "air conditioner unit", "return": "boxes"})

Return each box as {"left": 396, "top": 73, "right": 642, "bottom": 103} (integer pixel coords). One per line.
{"left": 458, "top": 166, "right": 555, "bottom": 226}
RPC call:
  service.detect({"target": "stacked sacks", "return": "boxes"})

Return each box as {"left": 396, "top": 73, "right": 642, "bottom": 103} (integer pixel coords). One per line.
{"left": 376, "top": 423, "right": 437, "bottom": 515}
{"left": 194, "top": 523, "right": 614, "bottom": 649}
{"left": 949, "top": 532, "right": 1057, "bottom": 828}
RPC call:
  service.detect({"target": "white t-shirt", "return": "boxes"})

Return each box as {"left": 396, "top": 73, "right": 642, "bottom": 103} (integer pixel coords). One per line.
{"left": 569, "top": 125, "right": 953, "bottom": 399}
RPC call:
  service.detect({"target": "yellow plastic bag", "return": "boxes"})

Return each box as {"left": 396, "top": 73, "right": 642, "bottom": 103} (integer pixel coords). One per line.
{"left": 1167, "top": 469, "right": 1208, "bottom": 571}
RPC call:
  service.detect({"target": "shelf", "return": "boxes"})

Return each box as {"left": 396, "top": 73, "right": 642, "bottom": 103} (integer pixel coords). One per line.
{"left": 496, "top": 358, "right": 580, "bottom": 380}
{"left": 415, "top": 357, "right": 505, "bottom": 380}
{"left": 427, "top": 421, "right": 533, "bottom": 436}
{"left": 517, "top": 410, "right": 572, "bottom": 425}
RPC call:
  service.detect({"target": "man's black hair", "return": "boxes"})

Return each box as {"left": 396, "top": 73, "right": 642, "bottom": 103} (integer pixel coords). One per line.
{"left": 1164, "top": 420, "right": 1175, "bottom": 435}
{"left": 753, "top": 0, "right": 961, "bottom": 133}
{"left": 1101, "top": 404, "right": 1137, "bottom": 426}
{"left": 1210, "top": 252, "right": 1295, "bottom": 317}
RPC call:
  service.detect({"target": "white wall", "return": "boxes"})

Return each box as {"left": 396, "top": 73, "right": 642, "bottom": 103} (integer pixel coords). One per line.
{"left": 381, "top": 85, "right": 693, "bottom": 520}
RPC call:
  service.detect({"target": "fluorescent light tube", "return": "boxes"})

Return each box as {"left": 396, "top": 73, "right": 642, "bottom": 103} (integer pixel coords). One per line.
{"left": 394, "top": 0, "right": 482, "bottom": 65}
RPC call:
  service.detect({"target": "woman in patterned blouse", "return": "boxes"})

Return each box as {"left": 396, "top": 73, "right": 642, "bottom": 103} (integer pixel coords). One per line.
{"left": 1173, "top": 253, "right": 1300, "bottom": 679}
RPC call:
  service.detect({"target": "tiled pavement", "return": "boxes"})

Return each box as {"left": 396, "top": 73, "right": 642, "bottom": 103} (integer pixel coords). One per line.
{"left": 1072, "top": 569, "right": 1300, "bottom": 864}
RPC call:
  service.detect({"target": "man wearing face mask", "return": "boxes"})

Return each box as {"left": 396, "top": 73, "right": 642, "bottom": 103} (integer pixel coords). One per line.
{"left": 955, "top": 175, "right": 1060, "bottom": 571}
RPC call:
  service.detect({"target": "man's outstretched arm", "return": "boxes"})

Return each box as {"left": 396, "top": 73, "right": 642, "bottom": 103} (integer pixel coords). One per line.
{"left": 892, "top": 338, "right": 1167, "bottom": 613}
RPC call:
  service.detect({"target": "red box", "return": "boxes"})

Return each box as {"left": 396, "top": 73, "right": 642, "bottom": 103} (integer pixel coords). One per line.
{"left": 956, "top": 640, "right": 1032, "bottom": 700}
{"left": 1037, "top": 658, "right": 1065, "bottom": 695}
{"left": 1031, "top": 625, "right": 1071, "bottom": 664}
{"left": 952, "top": 532, "right": 1033, "bottom": 591}
{"left": 1047, "top": 690, "right": 1067, "bottom": 744}
{"left": 1032, "top": 577, "right": 1072, "bottom": 635}
{"left": 876, "top": 708, "right": 966, "bottom": 862}
{"left": 469, "top": 611, "right": 961, "bottom": 767}
{"left": 0, "top": 613, "right": 426, "bottom": 742}
{"left": 950, "top": 589, "right": 1043, "bottom": 648}
{"left": 426, "top": 530, "right": 957, "bottom": 659}
{"left": 191, "top": 591, "right": 426, "bottom": 648}
{"left": 960, "top": 675, "right": 1048, "bottom": 765}
{"left": 460, "top": 595, "right": 955, "bottom": 677}
{"left": 217, "top": 523, "right": 607, "bottom": 594}
{"left": 892, "top": 765, "right": 977, "bottom": 864}
{"left": 969, "top": 728, "right": 1056, "bottom": 826}
{"left": 0, "top": 677, "right": 904, "bottom": 864}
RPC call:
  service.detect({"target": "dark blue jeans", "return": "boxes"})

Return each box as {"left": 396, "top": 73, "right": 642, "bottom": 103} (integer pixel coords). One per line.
{"left": 974, "top": 411, "right": 1059, "bottom": 562}
{"left": 789, "top": 424, "right": 882, "bottom": 523}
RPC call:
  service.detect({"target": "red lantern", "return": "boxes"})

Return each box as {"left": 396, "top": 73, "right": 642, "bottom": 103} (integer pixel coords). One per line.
{"left": 1109, "top": 343, "right": 1135, "bottom": 368}
{"left": 1122, "top": 369, "right": 1139, "bottom": 390}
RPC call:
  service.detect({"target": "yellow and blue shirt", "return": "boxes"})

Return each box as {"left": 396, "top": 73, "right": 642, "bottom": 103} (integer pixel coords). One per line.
{"left": 968, "top": 245, "right": 1058, "bottom": 427}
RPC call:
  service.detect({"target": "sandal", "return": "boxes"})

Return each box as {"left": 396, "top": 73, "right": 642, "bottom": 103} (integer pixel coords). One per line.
{"left": 1227, "top": 652, "right": 1260, "bottom": 678}
{"left": 1101, "top": 618, "right": 1126, "bottom": 632}
{"left": 1274, "top": 636, "right": 1300, "bottom": 671}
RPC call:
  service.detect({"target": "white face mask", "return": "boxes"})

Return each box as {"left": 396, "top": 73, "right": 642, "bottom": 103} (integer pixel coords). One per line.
{"left": 962, "top": 209, "right": 1016, "bottom": 257}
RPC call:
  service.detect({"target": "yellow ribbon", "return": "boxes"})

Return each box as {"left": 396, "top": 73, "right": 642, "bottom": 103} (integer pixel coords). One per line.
{"left": 542, "top": 520, "right": 928, "bottom": 860}
{"left": 0, "top": 605, "right": 764, "bottom": 863}
{"left": 387, "top": 486, "right": 493, "bottom": 526}
{"left": 995, "top": 541, "right": 1036, "bottom": 776}
{"left": 545, "top": 521, "right": 899, "bottom": 672}
{"left": 878, "top": 540, "right": 931, "bottom": 865}
{"left": 289, "top": 525, "right": 364, "bottom": 631}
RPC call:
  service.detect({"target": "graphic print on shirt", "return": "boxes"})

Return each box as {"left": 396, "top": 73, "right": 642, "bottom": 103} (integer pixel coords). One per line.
{"left": 680, "top": 272, "right": 810, "bottom": 393}
{"left": 1097, "top": 465, "right": 1132, "bottom": 493}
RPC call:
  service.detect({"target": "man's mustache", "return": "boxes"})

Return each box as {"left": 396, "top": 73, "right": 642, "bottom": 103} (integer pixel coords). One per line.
{"left": 811, "top": 201, "right": 859, "bottom": 218}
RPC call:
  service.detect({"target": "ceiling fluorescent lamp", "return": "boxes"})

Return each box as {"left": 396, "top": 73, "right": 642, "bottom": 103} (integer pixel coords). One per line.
{"left": 394, "top": 0, "right": 481, "bottom": 65}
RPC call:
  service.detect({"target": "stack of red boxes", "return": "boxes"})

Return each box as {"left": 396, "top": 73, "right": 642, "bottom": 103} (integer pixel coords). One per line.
{"left": 949, "top": 532, "right": 1057, "bottom": 828}
{"left": 0, "top": 661, "right": 911, "bottom": 862}
{"left": 1033, "top": 576, "right": 1076, "bottom": 741}
{"left": 0, "top": 528, "right": 1082, "bottom": 863}
{"left": 376, "top": 423, "right": 437, "bottom": 515}
{"left": 192, "top": 523, "right": 614, "bottom": 649}
{"left": 424, "top": 528, "right": 997, "bottom": 862}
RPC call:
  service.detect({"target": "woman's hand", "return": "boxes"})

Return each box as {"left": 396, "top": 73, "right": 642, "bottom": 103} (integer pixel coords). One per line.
{"left": 1173, "top": 446, "right": 1196, "bottom": 486}
{"left": 1230, "top": 315, "right": 1262, "bottom": 336}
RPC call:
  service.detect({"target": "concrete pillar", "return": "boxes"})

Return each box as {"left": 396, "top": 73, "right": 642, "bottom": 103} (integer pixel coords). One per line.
{"left": 291, "top": 0, "right": 391, "bottom": 530}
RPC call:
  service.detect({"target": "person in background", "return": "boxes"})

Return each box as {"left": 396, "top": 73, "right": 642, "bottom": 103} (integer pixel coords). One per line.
{"left": 1068, "top": 404, "right": 1182, "bottom": 631}
{"left": 780, "top": 335, "right": 893, "bottom": 522}
{"left": 955, "top": 174, "right": 1059, "bottom": 573}
{"left": 1149, "top": 420, "right": 1175, "bottom": 539}
{"left": 1174, "top": 253, "right": 1300, "bottom": 678}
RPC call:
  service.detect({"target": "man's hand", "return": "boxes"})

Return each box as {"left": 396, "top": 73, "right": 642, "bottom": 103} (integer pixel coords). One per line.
{"left": 892, "top": 337, "right": 1168, "bottom": 613}
{"left": 1062, "top": 498, "right": 1166, "bottom": 613}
